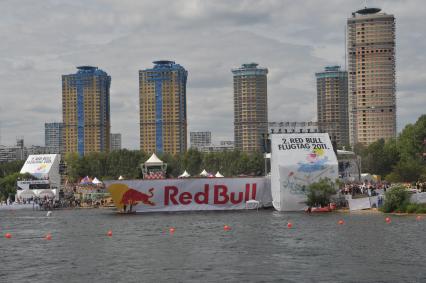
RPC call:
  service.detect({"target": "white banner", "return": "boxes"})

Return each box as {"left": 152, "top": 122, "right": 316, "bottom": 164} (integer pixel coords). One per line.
{"left": 348, "top": 197, "right": 373, "bottom": 211}
{"left": 270, "top": 134, "right": 338, "bottom": 211}
{"left": 106, "top": 178, "right": 271, "bottom": 212}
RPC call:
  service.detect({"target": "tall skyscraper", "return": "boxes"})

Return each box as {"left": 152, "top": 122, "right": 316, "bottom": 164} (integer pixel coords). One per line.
{"left": 62, "top": 66, "right": 111, "bottom": 156}
{"left": 139, "top": 61, "right": 187, "bottom": 155}
{"left": 316, "top": 66, "right": 349, "bottom": 147}
{"left": 45, "top": 122, "right": 63, "bottom": 154}
{"left": 347, "top": 7, "right": 396, "bottom": 146}
{"left": 190, "top": 131, "right": 211, "bottom": 149}
{"left": 110, "top": 133, "right": 122, "bottom": 151}
{"left": 232, "top": 63, "right": 268, "bottom": 152}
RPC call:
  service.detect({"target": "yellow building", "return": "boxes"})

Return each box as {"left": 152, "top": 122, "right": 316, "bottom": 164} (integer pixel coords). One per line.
{"left": 347, "top": 8, "right": 396, "bottom": 146}
{"left": 232, "top": 63, "right": 268, "bottom": 153}
{"left": 139, "top": 61, "right": 187, "bottom": 155}
{"left": 62, "top": 66, "right": 111, "bottom": 155}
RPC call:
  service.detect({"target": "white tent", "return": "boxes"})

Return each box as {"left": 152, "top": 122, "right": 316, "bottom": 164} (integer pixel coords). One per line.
{"left": 92, "top": 177, "right": 102, "bottom": 185}
{"left": 38, "top": 189, "right": 55, "bottom": 198}
{"left": 199, "top": 169, "right": 209, "bottom": 177}
{"left": 179, "top": 170, "right": 191, "bottom": 178}
{"left": 215, "top": 171, "right": 224, "bottom": 178}
{"left": 19, "top": 190, "right": 36, "bottom": 199}
{"left": 118, "top": 175, "right": 124, "bottom": 180}
{"left": 145, "top": 153, "right": 164, "bottom": 166}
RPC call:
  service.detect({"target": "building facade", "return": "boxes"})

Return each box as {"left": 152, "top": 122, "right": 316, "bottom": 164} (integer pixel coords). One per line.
{"left": 190, "top": 131, "right": 211, "bottom": 149}
{"left": 45, "top": 122, "right": 63, "bottom": 154}
{"left": 347, "top": 7, "right": 396, "bottom": 146}
{"left": 110, "top": 133, "right": 122, "bottom": 151}
{"left": 232, "top": 63, "right": 268, "bottom": 152}
{"left": 316, "top": 66, "right": 349, "bottom": 147}
{"left": 62, "top": 66, "right": 111, "bottom": 156}
{"left": 139, "top": 61, "right": 187, "bottom": 155}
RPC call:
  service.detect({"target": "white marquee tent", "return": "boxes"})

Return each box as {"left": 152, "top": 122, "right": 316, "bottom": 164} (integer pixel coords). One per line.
{"left": 215, "top": 171, "right": 224, "bottom": 178}
{"left": 179, "top": 170, "right": 191, "bottom": 178}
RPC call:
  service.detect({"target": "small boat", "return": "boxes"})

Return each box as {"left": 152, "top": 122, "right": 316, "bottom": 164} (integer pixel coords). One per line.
{"left": 305, "top": 206, "right": 333, "bottom": 213}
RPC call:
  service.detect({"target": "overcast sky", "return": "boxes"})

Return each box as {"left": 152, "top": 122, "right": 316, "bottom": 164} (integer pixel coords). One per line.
{"left": 0, "top": 0, "right": 424, "bottom": 149}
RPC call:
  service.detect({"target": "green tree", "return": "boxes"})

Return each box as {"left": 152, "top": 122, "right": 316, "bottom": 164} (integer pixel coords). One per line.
{"left": 305, "top": 178, "right": 337, "bottom": 207}
{"left": 382, "top": 185, "right": 410, "bottom": 213}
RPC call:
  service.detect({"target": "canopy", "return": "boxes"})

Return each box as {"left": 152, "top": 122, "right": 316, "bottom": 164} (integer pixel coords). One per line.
{"left": 80, "top": 176, "right": 92, "bottom": 185}
{"left": 178, "top": 170, "right": 191, "bottom": 178}
{"left": 19, "top": 190, "right": 36, "bottom": 199}
{"left": 38, "top": 190, "right": 55, "bottom": 198}
{"left": 199, "top": 169, "right": 209, "bottom": 177}
{"left": 118, "top": 175, "right": 124, "bottom": 180}
{"left": 92, "top": 177, "right": 102, "bottom": 184}
{"left": 215, "top": 171, "right": 224, "bottom": 178}
{"left": 145, "top": 153, "right": 164, "bottom": 166}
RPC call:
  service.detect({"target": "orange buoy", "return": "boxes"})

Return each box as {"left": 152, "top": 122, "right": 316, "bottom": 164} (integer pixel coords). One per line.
{"left": 385, "top": 217, "right": 391, "bottom": 224}
{"left": 338, "top": 219, "right": 345, "bottom": 225}
{"left": 5, "top": 233, "right": 12, "bottom": 239}
{"left": 169, "top": 227, "right": 176, "bottom": 233}
{"left": 223, "top": 225, "right": 231, "bottom": 231}
{"left": 45, "top": 234, "right": 52, "bottom": 240}
{"left": 287, "top": 222, "right": 293, "bottom": 229}
{"left": 107, "top": 230, "right": 113, "bottom": 237}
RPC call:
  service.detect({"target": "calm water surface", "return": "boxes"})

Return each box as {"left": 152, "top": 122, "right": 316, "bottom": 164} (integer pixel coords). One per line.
{"left": 0, "top": 208, "right": 425, "bottom": 283}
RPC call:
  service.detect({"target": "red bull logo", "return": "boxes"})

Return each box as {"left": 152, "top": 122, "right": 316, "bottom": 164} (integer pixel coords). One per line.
{"left": 107, "top": 184, "right": 156, "bottom": 210}
{"left": 107, "top": 179, "right": 265, "bottom": 212}
{"left": 121, "top": 188, "right": 155, "bottom": 206}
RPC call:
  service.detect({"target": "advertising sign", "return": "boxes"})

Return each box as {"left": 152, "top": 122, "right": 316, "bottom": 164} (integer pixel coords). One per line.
{"left": 20, "top": 154, "right": 58, "bottom": 176}
{"left": 270, "top": 134, "right": 338, "bottom": 211}
{"left": 106, "top": 178, "right": 270, "bottom": 212}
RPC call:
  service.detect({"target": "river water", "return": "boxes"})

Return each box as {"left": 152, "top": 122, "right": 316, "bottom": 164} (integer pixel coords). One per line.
{"left": 0, "top": 208, "right": 425, "bottom": 283}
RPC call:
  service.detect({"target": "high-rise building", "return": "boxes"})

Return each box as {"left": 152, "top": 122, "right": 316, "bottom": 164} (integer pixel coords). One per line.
{"left": 347, "top": 7, "right": 396, "bottom": 146}
{"left": 190, "top": 131, "right": 211, "bottom": 149}
{"left": 232, "top": 63, "right": 268, "bottom": 152}
{"left": 110, "top": 133, "right": 122, "bottom": 151}
{"left": 316, "top": 66, "right": 349, "bottom": 147}
{"left": 139, "top": 61, "right": 187, "bottom": 155}
{"left": 45, "top": 122, "right": 63, "bottom": 154}
{"left": 62, "top": 66, "right": 111, "bottom": 156}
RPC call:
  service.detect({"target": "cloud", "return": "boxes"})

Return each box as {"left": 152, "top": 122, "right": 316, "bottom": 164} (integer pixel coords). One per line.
{"left": 0, "top": 0, "right": 424, "bottom": 149}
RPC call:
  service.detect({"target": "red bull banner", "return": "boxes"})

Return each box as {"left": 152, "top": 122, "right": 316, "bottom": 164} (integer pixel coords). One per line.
{"left": 106, "top": 178, "right": 271, "bottom": 212}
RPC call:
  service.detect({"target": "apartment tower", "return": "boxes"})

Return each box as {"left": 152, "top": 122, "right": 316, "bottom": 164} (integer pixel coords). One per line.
{"left": 316, "top": 66, "right": 349, "bottom": 147}
{"left": 232, "top": 63, "right": 268, "bottom": 152}
{"left": 45, "top": 122, "right": 64, "bottom": 154}
{"left": 139, "top": 61, "right": 188, "bottom": 155}
{"left": 62, "top": 66, "right": 111, "bottom": 155}
{"left": 347, "top": 7, "right": 396, "bottom": 146}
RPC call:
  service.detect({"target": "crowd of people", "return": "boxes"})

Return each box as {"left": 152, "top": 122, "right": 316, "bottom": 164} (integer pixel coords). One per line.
{"left": 340, "top": 181, "right": 391, "bottom": 197}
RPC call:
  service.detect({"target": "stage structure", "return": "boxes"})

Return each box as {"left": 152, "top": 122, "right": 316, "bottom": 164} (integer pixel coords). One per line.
{"left": 270, "top": 133, "right": 338, "bottom": 211}
{"left": 141, "top": 153, "right": 167, "bottom": 179}
{"left": 17, "top": 154, "right": 61, "bottom": 199}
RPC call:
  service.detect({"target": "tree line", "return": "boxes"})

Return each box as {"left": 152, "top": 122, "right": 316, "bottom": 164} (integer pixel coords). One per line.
{"left": 354, "top": 114, "right": 426, "bottom": 182}
{"left": 64, "top": 149, "right": 265, "bottom": 182}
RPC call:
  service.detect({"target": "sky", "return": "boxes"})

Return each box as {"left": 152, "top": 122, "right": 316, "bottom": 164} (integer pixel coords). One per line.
{"left": 0, "top": 0, "right": 425, "bottom": 149}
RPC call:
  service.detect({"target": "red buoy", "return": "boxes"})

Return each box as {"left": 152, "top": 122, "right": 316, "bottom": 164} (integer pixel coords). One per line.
{"left": 385, "top": 217, "right": 391, "bottom": 224}
{"left": 45, "top": 234, "right": 52, "bottom": 240}
{"left": 223, "top": 225, "right": 231, "bottom": 231}
{"left": 169, "top": 227, "right": 176, "bottom": 233}
{"left": 287, "top": 222, "right": 293, "bottom": 229}
{"left": 107, "top": 230, "right": 113, "bottom": 237}
{"left": 416, "top": 215, "right": 422, "bottom": 221}
{"left": 5, "top": 233, "right": 12, "bottom": 239}
{"left": 338, "top": 219, "right": 345, "bottom": 225}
